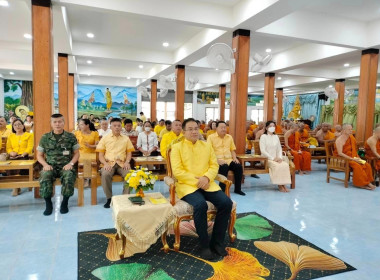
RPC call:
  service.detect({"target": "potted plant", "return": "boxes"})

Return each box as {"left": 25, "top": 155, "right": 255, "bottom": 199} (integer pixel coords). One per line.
{"left": 124, "top": 166, "right": 157, "bottom": 197}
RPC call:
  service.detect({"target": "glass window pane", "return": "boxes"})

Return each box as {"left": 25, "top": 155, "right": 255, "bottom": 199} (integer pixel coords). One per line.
{"left": 184, "top": 103, "right": 192, "bottom": 119}
{"left": 156, "top": 101, "right": 165, "bottom": 121}
{"left": 224, "top": 109, "right": 230, "bottom": 121}
{"left": 141, "top": 102, "right": 150, "bottom": 118}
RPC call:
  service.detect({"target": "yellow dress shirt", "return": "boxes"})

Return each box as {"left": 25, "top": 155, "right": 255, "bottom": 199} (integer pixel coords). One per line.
{"left": 6, "top": 124, "right": 12, "bottom": 130}
{"left": 207, "top": 133, "right": 236, "bottom": 165}
{"left": 154, "top": 124, "right": 165, "bottom": 137}
{"left": 6, "top": 132, "right": 34, "bottom": 155}
{"left": 206, "top": 129, "right": 216, "bottom": 139}
{"left": 96, "top": 133, "right": 135, "bottom": 167}
{"left": 74, "top": 130, "right": 100, "bottom": 154}
{"left": 159, "top": 128, "right": 170, "bottom": 140}
{"left": 141, "top": 115, "right": 147, "bottom": 122}
{"left": 171, "top": 139, "right": 220, "bottom": 199}
{"left": 0, "top": 128, "right": 12, "bottom": 138}
{"left": 160, "top": 131, "right": 183, "bottom": 158}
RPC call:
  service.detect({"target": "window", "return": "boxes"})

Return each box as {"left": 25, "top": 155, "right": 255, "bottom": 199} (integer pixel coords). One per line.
{"left": 184, "top": 103, "right": 193, "bottom": 119}
{"left": 250, "top": 109, "right": 263, "bottom": 123}
{"left": 225, "top": 109, "right": 230, "bottom": 121}
{"left": 205, "top": 107, "right": 219, "bottom": 123}
{"left": 141, "top": 101, "right": 151, "bottom": 118}
{"left": 143, "top": 101, "right": 192, "bottom": 120}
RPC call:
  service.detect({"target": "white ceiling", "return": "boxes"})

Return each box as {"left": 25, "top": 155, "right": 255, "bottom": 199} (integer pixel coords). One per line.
{"left": 1, "top": 0, "right": 380, "bottom": 94}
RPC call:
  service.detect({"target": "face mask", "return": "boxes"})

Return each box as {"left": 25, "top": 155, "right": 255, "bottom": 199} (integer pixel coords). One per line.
{"left": 144, "top": 127, "right": 151, "bottom": 132}
{"left": 268, "top": 127, "right": 276, "bottom": 133}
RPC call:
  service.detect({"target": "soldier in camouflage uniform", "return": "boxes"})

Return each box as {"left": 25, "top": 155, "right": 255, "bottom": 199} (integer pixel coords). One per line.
{"left": 37, "top": 114, "right": 80, "bottom": 216}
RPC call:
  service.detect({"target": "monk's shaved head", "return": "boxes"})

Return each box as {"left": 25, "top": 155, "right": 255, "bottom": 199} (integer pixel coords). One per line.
{"left": 374, "top": 126, "right": 380, "bottom": 132}
{"left": 342, "top": 124, "right": 352, "bottom": 130}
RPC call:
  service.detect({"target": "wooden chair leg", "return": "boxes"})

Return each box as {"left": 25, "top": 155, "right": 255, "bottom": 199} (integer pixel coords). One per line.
{"left": 161, "top": 231, "right": 169, "bottom": 253}
{"left": 91, "top": 178, "right": 98, "bottom": 205}
{"left": 34, "top": 187, "right": 40, "bottom": 198}
{"left": 174, "top": 217, "right": 182, "bottom": 252}
{"left": 326, "top": 168, "right": 330, "bottom": 183}
{"left": 291, "top": 172, "right": 295, "bottom": 189}
{"left": 77, "top": 178, "right": 84, "bottom": 207}
{"left": 229, "top": 209, "right": 237, "bottom": 242}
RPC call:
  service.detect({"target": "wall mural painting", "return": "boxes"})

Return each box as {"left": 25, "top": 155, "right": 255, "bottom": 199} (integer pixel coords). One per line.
{"left": 4, "top": 79, "right": 33, "bottom": 121}
{"left": 225, "top": 93, "right": 264, "bottom": 106}
{"left": 197, "top": 91, "right": 219, "bottom": 104}
{"left": 77, "top": 84, "right": 137, "bottom": 120}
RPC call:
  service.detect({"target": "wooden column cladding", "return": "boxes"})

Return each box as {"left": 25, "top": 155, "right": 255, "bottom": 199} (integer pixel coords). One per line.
{"left": 58, "top": 53, "right": 69, "bottom": 130}
{"left": 219, "top": 84, "right": 226, "bottom": 121}
{"left": 356, "top": 48, "right": 379, "bottom": 143}
{"left": 32, "top": 0, "right": 53, "bottom": 151}
{"left": 275, "top": 88, "right": 283, "bottom": 124}
{"left": 229, "top": 29, "right": 250, "bottom": 154}
{"left": 150, "top": 79, "right": 157, "bottom": 122}
{"left": 68, "top": 73, "right": 75, "bottom": 132}
{"left": 333, "top": 79, "right": 345, "bottom": 126}
{"left": 263, "top": 73, "right": 275, "bottom": 122}
{"left": 175, "top": 65, "right": 185, "bottom": 121}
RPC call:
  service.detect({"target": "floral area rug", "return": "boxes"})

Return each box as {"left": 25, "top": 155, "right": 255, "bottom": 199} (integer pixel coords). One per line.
{"left": 78, "top": 212, "right": 355, "bottom": 280}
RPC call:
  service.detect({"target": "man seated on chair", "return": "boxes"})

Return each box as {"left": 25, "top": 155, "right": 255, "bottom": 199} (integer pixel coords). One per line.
{"left": 207, "top": 121, "right": 245, "bottom": 196}
{"left": 334, "top": 124, "right": 375, "bottom": 190}
{"left": 159, "top": 120, "right": 172, "bottom": 141}
{"left": 96, "top": 118, "right": 135, "bottom": 208}
{"left": 160, "top": 119, "right": 183, "bottom": 158}
{"left": 171, "top": 118, "right": 233, "bottom": 260}
{"left": 0, "top": 116, "right": 11, "bottom": 138}
{"left": 37, "top": 114, "right": 79, "bottom": 216}
{"left": 365, "top": 125, "right": 380, "bottom": 180}
{"left": 122, "top": 118, "right": 139, "bottom": 137}
{"left": 316, "top": 123, "right": 336, "bottom": 145}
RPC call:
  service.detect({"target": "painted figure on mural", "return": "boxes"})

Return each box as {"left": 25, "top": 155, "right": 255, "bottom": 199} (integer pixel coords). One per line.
{"left": 105, "top": 88, "right": 112, "bottom": 111}
{"left": 88, "top": 92, "right": 95, "bottom": 106}
{"left": 15, "top": 105, "right": 29, "bottom": 121}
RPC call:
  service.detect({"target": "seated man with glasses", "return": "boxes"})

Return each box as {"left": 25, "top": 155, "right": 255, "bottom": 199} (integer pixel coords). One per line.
{"left": 170, "top": 118, "right": 233, "bottom": 260}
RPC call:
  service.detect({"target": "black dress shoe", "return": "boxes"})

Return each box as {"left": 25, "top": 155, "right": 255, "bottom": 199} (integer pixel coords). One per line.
{"left": 104, "top": 198, "right": 111, "bottom": 208}
{"left": 211, "top": 244, "right": 228, "bottom": 257}
{"left": 251, "top": 174, "right": 260, "bottom": 178}
{"left": 200, "top": 248, "right": 217, "bottom": 260}
{"left": 234, "top": 190, "right": 246, "bottom": 196}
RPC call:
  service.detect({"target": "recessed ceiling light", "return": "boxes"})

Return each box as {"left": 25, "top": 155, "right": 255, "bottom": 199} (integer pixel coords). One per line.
{"left": 87, "top": 74, "right": 91, "bottom": 76}
{"left": 277, "top": 77, "right": 282, "bottom": 80}
{"left": 0, "top": 0, "right": 9, "bottom": 7}
{"left": 86, "top": 33, "right": 94, "bottom": 38}
{"left": 86, "top": 60, "right": 92, "bottom": 64}
{"left": 24, "top": 33, "right": 32, "bottom": 39}
{"left": 329, "top": 85, "right": 333, "bottom": 88}
{"left": 215, "top": 68, "right": 219, "bottom": 71}
{"left": 9, "top": 71, "right": 14, "bottom": 75}
{"left": 139, "top": 65, "right": 143, "bottom": 69}
{"left": 162, "top": 42, "right": 169, "bottom": 47}
{"left": 265, "top": 48, "right": 272, "bottom": 53}
{"left": 344, "top": 63, "right": 350, "bottom": 67}
{"left": 127, "top": 76, "right": 131, "bottom": 79}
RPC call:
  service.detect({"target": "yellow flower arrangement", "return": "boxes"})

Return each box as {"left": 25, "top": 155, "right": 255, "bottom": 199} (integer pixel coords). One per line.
{"left": 124, "top": 166, "right": 158, "bottom": 194}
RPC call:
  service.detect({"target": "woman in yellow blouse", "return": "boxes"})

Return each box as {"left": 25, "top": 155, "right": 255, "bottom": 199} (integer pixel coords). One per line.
{"left": 74, "top": 119, "right": 100, "bottom": 187}
{"left": 206, "top": 121, "right": 217, "bottom": 139}
{"left": 6, "top": 118, "right": 34, "bottom": 196}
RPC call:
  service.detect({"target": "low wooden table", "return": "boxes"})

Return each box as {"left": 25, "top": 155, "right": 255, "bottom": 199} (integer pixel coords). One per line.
{"left": 0, "top": 160, "right": 39, "bottom": 189}
{"left": 131, "top": 156, "right": 167, "bottom": 180}
{"left": 305, "top": 146, "right": 326, "bottom": 163}
{"left": 236, "top": 154, "right": 269, "bottom": 175}
{"left": 111, "top": 192, "right": 175, "bottom": 259}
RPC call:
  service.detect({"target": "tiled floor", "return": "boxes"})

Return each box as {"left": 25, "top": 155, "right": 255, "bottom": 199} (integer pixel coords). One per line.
{"left": 1, "top": 162, "right": 379, "bottom": 280}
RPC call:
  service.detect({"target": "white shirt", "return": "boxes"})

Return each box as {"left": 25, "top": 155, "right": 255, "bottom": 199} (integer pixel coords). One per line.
{"left": 98, "top": 128, "right": 111, "bottom": 137}
{"left": 136, "top": 126, "right": 143, "bottom": 133}
{"left": 259, "top": 134, "right": 283, "bottom": 160}
{"left": 137, "top": 131, "right": 158, "bottom": 151}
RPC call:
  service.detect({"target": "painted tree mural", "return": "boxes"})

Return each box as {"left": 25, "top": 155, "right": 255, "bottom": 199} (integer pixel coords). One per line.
{"left": 4, "top": 80, "right": 33, "bottom": 109}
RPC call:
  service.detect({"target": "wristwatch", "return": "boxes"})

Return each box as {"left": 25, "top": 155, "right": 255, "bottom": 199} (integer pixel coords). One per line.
{"left": 69, "top": 162, "right": 74, "bottom": 166}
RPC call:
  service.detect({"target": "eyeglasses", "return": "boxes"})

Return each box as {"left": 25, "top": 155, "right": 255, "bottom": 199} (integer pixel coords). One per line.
{"left": 184, "top": 128, "right": 198, "bottom": 132}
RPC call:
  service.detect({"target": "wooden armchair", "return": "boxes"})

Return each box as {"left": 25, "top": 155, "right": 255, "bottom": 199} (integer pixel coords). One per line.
{"left": 325, "top": 141, "right": 351, "bottom": 188}
{"left": 0, "top": 137, "right": 7, "bottom": 154}
{"left": 163, "top": 145, "right": 237, "bottom": 252}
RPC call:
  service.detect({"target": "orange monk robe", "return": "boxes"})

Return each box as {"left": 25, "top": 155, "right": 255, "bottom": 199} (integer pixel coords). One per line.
{"left": 324, "top": 130, "right": 336, "bottom": 141}
{"left": 275, "top": 125, "right": 283, "bottom": 134}
{"left": 226, "top": 126, "right": 229, "bottom": 134}
{"left": 200, "top": 124, "right": 206, "bottom": 131}
{"left": 331, "top": 128, "right": 336, "bottom": 133}
{"left": 300, "top": 129, "right": 309, "bottom": 142}
{"left": 288, "top": 132, "right": 312, "bottom": 171}
{"left": 304, "top": 124, "right": 311, "bottom": 131}
{"left": 365, "top": 140, "right": 380, "bottom": 170}
{"left": 334, "top": 135, "right": 373, "bottom": 187}
{"left": 250, "top": 124, "right": 258, "bottom": 131}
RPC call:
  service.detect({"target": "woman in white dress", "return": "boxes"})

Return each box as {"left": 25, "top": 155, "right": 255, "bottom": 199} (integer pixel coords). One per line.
{"left": 137, "top": 121, "right": 159, "bottom": 156}
{"left": 259, "top": 121, "right": 291, "bottom": 192}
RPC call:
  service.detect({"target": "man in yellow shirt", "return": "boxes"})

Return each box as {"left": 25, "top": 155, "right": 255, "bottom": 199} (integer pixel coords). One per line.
{"left": 154, "top": 119, "right": 165, "bottom": 136}
{"left": 160, "top": 120, "right": 183, "bottom": 158}
{"left": 171, "top": 118, "right": 233, "bottom": 260}
{"left": 139, "top": 112, "right": 147, "bottom": 122}
{"left": 207, "top": 121, "right": 245, "bottom": 196}
{"left": 96, "top": 118, "right": 135, "bottom": 208}
{"left": 159, "top": 120, "right": 172, "bottom": 141}
{"left": 6, "top": 116, "right": 16, "bottom": 130}
{"left": 0, "top": 116, "right": 11, "bottom": 150}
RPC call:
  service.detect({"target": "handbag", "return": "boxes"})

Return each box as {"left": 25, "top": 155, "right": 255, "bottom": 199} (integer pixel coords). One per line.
{"left": 282, "top": 151, "right": 290, "bottom": 164}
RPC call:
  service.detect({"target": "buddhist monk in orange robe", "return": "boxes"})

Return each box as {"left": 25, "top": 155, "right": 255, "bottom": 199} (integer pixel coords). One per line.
{"left": 365, "top": 126, "right": 380, "bottom": 171}
{"left": 285, "top": 124, "right": 312, "bottom": 174}
{"left": 316, "top": 123, "right": 336, "bottom": 146}
{"left": 275, "top": 124, "right": 283, "bottom": 134}
{"left": 304, "top": 124, "right": 311, "bottom": 131}
{"left": 335, "top": 124, "right": 375, "bottom": 190}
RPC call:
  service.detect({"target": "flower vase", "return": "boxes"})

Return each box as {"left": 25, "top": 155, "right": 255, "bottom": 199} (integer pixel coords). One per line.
{"left": 136, "top": 188, "right": 145, "bottom": 198}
